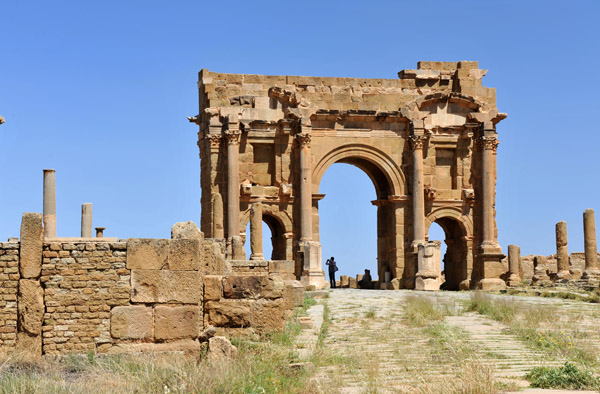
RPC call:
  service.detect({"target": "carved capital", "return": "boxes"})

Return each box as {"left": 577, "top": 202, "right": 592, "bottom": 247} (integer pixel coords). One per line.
{"left": 408, "top": 134, "right": 428, "bottom": 150}
{"left": 206, "top": 134, "right": 222, "bottom": 148}
{"left": 477, "top": 136, "right": 499, "bottom": 151}
{"left": 224, "top": 130, "right": 241, "bottom": 145}
{"left": 295, "top": 132, "right": 311, "bottom": 148}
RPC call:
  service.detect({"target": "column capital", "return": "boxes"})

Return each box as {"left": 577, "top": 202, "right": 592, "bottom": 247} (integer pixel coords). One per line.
{"left": 206, "top": 134, "right": 222, "bottom": 148}
{"left": 295, "top": 132, "right": 312, "bottom": 148}
{"left": 477, "top": 136, "right": 499, "bottom": 151}
{"left": 408, "top": 134, "right": 428, "bottom": 150}
{"left": 224, "top": 130, "right": 241, "bottom": 145}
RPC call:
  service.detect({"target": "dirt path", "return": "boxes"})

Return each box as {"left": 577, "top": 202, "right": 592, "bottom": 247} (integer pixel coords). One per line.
{"left": 308, "top": 290, "right": 593, "bottom": 394}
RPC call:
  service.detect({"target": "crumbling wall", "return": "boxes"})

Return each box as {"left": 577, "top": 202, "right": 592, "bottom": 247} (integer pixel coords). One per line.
{"left": 0, "top": 241, "right": 19, "bottom": 351}
{"left": 0, "top": 216, "right": 301, "bottom": 356}
{"left": 204, "top": 260, "right": 302, "bottom": 337}
{"left": 40, "top": 241, "right": 130, "bottom": 354}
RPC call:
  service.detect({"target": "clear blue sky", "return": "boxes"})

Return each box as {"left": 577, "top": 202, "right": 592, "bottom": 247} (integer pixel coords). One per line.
{"left": 2, "top": 1, "right": 599, "bottom": 279}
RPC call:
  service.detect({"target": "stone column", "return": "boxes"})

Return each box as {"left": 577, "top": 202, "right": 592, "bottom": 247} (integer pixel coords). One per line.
{"left": 43, "top": 169, "right": 56, "bottom": 238}
{"left": 408, "top": 134, "right": 427, "bottom": 247}
{"left": 478, "top": 134, "right": 499, "bottom": 249}
{"left": 583, "top": 209, "right": 599, "bottom": 276}
{"left": 224, "top": 116, "right": 242, "bottom": 260}
{"left": 295, "top": 122, "right": 326, "bottom": 289}
{"left": 81, "top": 203, "right": 92, "bottom": 238}
{"left": 475, "top": 124, "right": 505, "bottom": 290}
{"left": 250, "top": 202, "right": 264, "bottom": 260}
{"left": 297, "top": 132, "right": 313, "bottom": 242}
{"left": 212, "top": 192, "right": 224, "bottom": 239}
{"left": 555, "top": 221, "right": 570, "bottom": 278}
{"left": 506, "top": 245, "right": 521, "bottom": 286}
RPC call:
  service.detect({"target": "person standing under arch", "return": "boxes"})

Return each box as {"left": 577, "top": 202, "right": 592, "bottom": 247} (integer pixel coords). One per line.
{"left": 326, "top": 257, "right": 339, "bottom": 288}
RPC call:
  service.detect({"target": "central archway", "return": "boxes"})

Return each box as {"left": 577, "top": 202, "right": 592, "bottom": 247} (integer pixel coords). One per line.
{"left": 312, "top": 144, "right": 407, "bottom": 287}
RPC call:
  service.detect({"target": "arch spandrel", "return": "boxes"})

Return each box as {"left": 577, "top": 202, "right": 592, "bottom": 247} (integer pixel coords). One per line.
{"left": 425, "top": 206, "right": 473, "bottom": 239}
{"left": 312, "top": 143, "right": 407, "bottom": 198}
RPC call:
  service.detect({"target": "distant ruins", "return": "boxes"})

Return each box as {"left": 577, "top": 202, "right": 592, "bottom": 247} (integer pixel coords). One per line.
{"left": 191, "top": 61, "right": 508, "bottom": 291}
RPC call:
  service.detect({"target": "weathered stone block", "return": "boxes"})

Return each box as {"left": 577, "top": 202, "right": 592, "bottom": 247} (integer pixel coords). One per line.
{"left": 18, "top": 279, "right": 44, "bottom": 335}
{"left": 131, "top": 270, "right": 202, "bottom": 304}
{"left": 110, "top": 306, "right": 153, "bottom": 340}
{"left": 223, "top": 275, "right": 266, "bottom": 299}
{"left": 205, "top": 300, "right": 252, "bottom": 327}
{"left": 171, "top": 221, "right": 204, "bottom": 241}
{"left": 154, "top": 306, "right": 200, "bottom": 340}
{"left": 204, "top": 275, "right": 223, "bottom": 301}
{"left": 202, "top": 240, "right": 226, "bottom": 275}
{"left": 283, "top": 280, "right": 304, "bottom": 309}
{"left": 16, "top": 331, "right": 41, "bottom": 356}
{"left": 208, "top": 336, "right": 237, "bottom": 360}
{"left": 168, "top": 239, "right": 202, "bottom": 270}
{"left": 252, "top": 299, "right": 286, "bottom": 332}
{"left": 19, "top": 213, "right": 43, "bottom": 278}
{"left": 126, "top": 239, "right": 168, "bottom": 270}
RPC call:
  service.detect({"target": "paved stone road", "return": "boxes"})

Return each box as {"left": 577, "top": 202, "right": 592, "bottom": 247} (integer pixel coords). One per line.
{"left": 302, "top": 289, "right": 598, "bottom": 394}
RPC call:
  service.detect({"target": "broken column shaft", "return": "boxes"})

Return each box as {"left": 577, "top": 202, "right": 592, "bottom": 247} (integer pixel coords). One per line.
{"left": 555, "top": 221, "right": 570, "bottom": 277}
{"left": 506, "top": 244, "right": 521, "bottom": 286}
{"left": 43, "top": 169, "right": 56, "bottom": 238}
{"left": 583, "top": 209, "right": 598, "bottom": 273}
{"left": 81, "top": 203, "right": 92, "bottom": 238}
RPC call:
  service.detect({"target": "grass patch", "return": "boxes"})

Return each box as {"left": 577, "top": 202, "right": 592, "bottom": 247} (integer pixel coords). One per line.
{"left": 0, "top": 318, "right": 317, "bottom": 393}
{"left": 364, "top": 307, "right": 376, "bottom": 319}
{"left": 405, "top": 295, "right": 447, "bottom": 327}
{"left": 526, "top": 362, "right": 600, "bottom": 390}
{"left": 465, "top": 291, "right": 516, "bottom": 323}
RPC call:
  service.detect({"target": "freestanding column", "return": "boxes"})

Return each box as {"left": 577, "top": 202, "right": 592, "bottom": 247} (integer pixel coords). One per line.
{"left": 250, "top": 201, "right": 264, "bottom": 260}
{"left": 297, "top": 132, "right": 313, "bottom": 241}
{"left": 408, "top": 134, "right": 427, "bottom": 246}
{"left": 583, "top": 209, "right": 599, "bottom": 275}
{"left": 506, "top": 245, "right": 521, "bottom": 286}
{"left": 81, "top": 203, "right": 92, "bottom": 238}
{"left": 225, "top": 120, "right": 241, "bottom": 240}
{"left": 555, "top": 221, "right": 570, "bottom": 277}
{"left": 43, "top": 169, "right": 56, "bottom": 238}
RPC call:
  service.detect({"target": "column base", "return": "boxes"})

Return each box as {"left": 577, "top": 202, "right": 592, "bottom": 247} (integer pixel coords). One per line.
{"left": 476, "top": 278, "right": 506, "bottom": 291}
{"left": 475, "top": 250, "right": 506, "bottom": 290}
{"left": 415, "top": 276, "right": 441, "bottom": 291}
{"left": 250, "top": 253, "right": 265, "bottom": 260}
{"left": 506, "top": 274, "right": 521, "bottom": 287}
{"left": 298, "top": 241, "right": 327, "bottom": 290}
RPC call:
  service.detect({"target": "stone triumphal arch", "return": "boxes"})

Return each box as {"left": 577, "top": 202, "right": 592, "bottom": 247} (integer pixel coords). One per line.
{"left": 190, "top": 61, "right": 507, "bottom": 290}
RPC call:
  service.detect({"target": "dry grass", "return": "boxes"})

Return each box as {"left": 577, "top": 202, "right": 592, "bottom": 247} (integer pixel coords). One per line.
{"left": 0, "top": 322, "right": 318, "bottom": 394}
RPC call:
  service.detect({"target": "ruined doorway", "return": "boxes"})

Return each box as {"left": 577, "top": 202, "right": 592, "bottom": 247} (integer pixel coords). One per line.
{"left": 427, "top": 217, "right": 468, "bottom": 290}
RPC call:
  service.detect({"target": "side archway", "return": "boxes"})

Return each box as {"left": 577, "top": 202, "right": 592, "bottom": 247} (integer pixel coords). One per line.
{"left": 425, "top": 207, "right": 474, "bottom": 290}
{"left": 241, "top": 205, "right": 294, "bottom": 261}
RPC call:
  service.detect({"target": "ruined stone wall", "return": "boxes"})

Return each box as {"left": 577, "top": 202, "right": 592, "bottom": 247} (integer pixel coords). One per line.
{"left": 0, "top": 215, "right": 301, "bottom": 356}
{"left": 521, "top": 253, "right": 597, "bottom": 281}
{"left": 0, "top": 241, "right": 19, "bottom": 351}
{"left": 41, "top": 241, "right": 130, "bottom": 354}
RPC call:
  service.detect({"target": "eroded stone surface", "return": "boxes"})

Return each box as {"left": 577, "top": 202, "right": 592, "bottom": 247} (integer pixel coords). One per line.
{"left": 154, "top": 305, "right": 201, "bottom": 340}
{"left": 126, "top": 239, "right": 168, "bottom": 270}
{"left": 19, "top": 213, "right": 43, "bottom": 279}
{"left": 131, "top": 270, "right": 202, "bottom": 304}
{"left": 110, "top": 306, "right": 153, "bottom": 340}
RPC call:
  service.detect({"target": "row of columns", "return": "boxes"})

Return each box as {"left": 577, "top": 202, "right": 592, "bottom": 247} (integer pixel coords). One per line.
{"left": 42, "top": 169, "right": 105, "bottom": 238}
{"left": 219, "top": 116, "right": 315, "bottom": 262}
{"left": 506, "top": 209, "right": 598, "bottom": 285}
